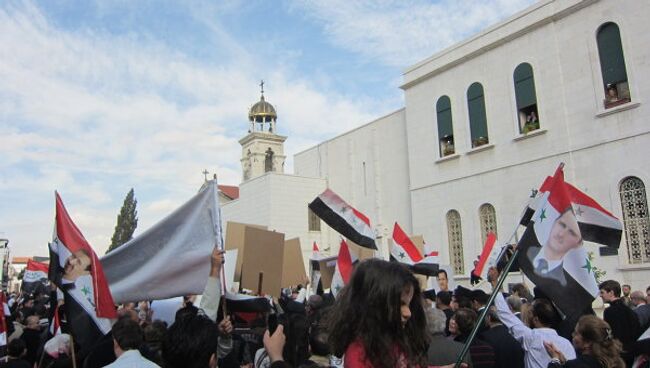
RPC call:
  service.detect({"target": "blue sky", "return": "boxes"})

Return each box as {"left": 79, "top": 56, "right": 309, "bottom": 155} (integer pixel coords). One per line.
{"left": 0, "top": 0, "right": 535, "bottom": 257}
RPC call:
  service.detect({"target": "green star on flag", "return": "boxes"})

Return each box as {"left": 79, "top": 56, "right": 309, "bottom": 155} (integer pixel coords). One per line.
{"left": 399, "top": 252, "right": 405, "bottom": 259}
{"left": 81, "top": 286, "right": 91, "bottom": 296}
{"left": 539, "top": 208, "right": 547, "bottom": 222}
{"left": 581, "top": 258, "right": 593, "bottom": 274}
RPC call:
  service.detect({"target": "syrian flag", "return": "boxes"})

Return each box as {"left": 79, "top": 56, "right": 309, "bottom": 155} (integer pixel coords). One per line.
{"left": 331, "top": 240, "right": 358, "bottom": 297}
{"left": 22, "top": 259, "right": 49, "bottom": 294}
{"left": 390, "top": 222, "right": 423, "bottom": 265}
{"left": 0, "top": 292, "right": 9, "bottom": 349}
{"left": 309, "top": 189, "right": 376, "bottom": 249}
{"left": 224, "top": 292, "right": 272, "bottom": 313}
{"left": 521, "top": 176, "right": 622, "bottom": 248}
{"left": 516, "top": 167, "right": 601, "bottom": 317}
{"left": 472, "top": 233, "right": 502, "bottom": 280}
{"left": 49, "top": 192, "right": 115, "bottom": 353}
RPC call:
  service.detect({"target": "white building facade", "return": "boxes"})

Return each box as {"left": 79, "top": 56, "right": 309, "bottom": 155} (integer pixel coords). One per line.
{"left": 225, "top": 0, "right": 650, "bottom": 290}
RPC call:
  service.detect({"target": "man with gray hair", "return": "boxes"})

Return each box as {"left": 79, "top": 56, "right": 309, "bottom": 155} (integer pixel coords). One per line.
{"left": 507, "top": 294, "right": 523, "bottom": 320}
{"left": 424, "top": 308, "right": 472, "bottom": 367}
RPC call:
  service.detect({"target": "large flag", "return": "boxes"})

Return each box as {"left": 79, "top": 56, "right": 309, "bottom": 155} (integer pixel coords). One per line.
{"left": 521, "top": 176, "right": 622, "bottom": 248}
{"left": 331, "top": 240, "right": 357, "bottom": 297}
{"left": 50, "top": 192, "right": 116, "bottom": 353}
{"left": 101, "top": 180, "right": 222, "bottom": 303}
{"left": 472, "top": 233, "right": 501, "bottom": 280}
{"left": 22, "top": 259, "right": 49, "bottom": 295}
{"left": 516, "top": 167, "right": 606, "bottom": 317}
{"left": 309, "top": 189, "right": 377, "bottom": 249}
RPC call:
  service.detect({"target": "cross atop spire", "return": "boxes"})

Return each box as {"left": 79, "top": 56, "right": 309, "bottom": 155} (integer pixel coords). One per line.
{"left": 260, "top": 80, "right": 265, "bottom": 96}
{"left": 202, "top": 169, "right": 209, "bottom": 182}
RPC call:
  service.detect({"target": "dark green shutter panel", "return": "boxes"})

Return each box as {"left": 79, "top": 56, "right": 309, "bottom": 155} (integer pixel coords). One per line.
{"left": 597, "top": 23, "right": 628, "bottom": 85}
{"left": 436, "top": 96, "right": 453, "bottom": 138}
{"left": 514, "top": 63, "right": 537, "bottom": 109}
{"left": 467, "top": 83, "right": 488, "bottom": 141}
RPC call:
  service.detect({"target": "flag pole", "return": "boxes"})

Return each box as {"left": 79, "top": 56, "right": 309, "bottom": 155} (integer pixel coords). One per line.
{"left": 454, "top": 163, "right": 564, "bottom": 367}
{"left": 454, "top": 244, "right": 521, "bottom": 367}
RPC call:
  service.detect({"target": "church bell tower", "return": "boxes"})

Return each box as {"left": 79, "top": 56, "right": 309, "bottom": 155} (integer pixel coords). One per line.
{"left": 239, "top": 81, "right": 287, "bottom": 182}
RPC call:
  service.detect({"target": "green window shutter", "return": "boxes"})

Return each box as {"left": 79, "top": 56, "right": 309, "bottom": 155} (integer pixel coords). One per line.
{"left": 597, "top": 23, "right": 628, "bottom": 85}
{"left": 467, "top": 83, "right": 488, "bottom": 142}
{"left": 436, "top": 96, "right": 453, "bottom": 138}
{"left": 514, "top": 63, "right": 537, "bottom": 109}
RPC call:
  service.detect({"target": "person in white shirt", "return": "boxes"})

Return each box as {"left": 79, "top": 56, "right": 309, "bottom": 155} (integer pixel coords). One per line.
{"left": 104, "top": 316, "right": 159, "bottom": 368}
{"left": 490, "top": 268, "right": 576, "bottom": 368}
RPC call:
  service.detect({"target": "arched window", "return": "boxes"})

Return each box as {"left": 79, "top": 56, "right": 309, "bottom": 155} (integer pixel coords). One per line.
{"left": 436, "top": 96, "right": 455, "bottom": 157}
{"left": 446, "top": 210, "right": 465, "bottom": 275}
{"left": 597, "top": 22, "right": 631, "bottom": 108}
{"left": 619, "top": 177, "right": 650, "bottom": 264}
{"left": 479, "top": 203, "right": 498, "bottom": 246}
{"left": 308, "top": 206, "right": 321, "bottom": 231}
{"left": 265, "top": 148, "right": 274, "bottom": 172}
{"left": 467, "top": 82, "right": 489, "bottom": 148}
{"left": 513, "top": 63, "right": 540, "bottom": 134}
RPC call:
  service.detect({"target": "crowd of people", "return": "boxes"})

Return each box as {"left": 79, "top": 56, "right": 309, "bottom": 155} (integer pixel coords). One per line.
{"left": 2, "top": 250, "right": 650, "bottom": 368}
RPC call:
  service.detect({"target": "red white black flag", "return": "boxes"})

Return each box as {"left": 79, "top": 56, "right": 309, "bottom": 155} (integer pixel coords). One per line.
{"left": 517, "top": 168, "right": 603, "bottom": 317}
{"left": 391, "top": 223, "right": 439, "bottom": 276}
{"left": 22, "top": 259, "right": 49, "bottom": 295}
{"left": 49, "top": 192, "right": 116, "bottom": 353}
{"left": 331, "top": 240, "right": 358, "bottom": 297}
{"left": 309, "top": 189, "right": 376, "bottom": 249}
{"left": 521, "top": 176, "right": 622, "bottom": 248}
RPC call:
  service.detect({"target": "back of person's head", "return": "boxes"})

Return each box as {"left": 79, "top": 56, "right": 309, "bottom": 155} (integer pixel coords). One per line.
{"left": 470, "top": 290, "right": 489, "bottom": 307}
{"left": 174, "top": 304, "right": 199, "bottom": 322}
{"left": 144, "top": 320, "right": 167, "bottom": 343}
{"left": 163, "top": 315, "right": 219, "bottom": 368}
{"left": 424, "top": 307, "right": 447, "bottom": 336}
{"left": 453, "top": 308, "right": 478, "bottom": 335}
{"left": 631, "top": 290, "right": 646, "bottom": 304}
{"left": 506, "top": 294, "right": 523, "bottom": 312}
{"left": 576, "top": 315, "right": 625, "bottom": 368}
{"left": 112, "top": 316, "right": 143, "bottom": 351}
{"left": 327, "top": 259, "right": 427, "bottom": 368}
{"left": 436, "top": 291, "right": 452, "bottom": 306}
{"left": 485, "top": 307, "right": 501, "bottom": 326}
{"left": 279, "top": 313, "right": 310, "bottom": 366}
{"left": 8, "top": 338, "right": 26, "bottom": 358}
{"left": 598, "top": 280, "right": 621, "bottom": 297}
{"left": 531, "top": 298, "right": 560, "bottom": 328}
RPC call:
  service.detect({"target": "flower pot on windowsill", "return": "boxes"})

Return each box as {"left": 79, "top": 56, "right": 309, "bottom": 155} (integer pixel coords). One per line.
{"left": 443, "top": 147, "right": 455, "bottom": 156}
{"left": 522, "top": 121, "right": 540, "bottom": 134}
{"left": 473, "top": 137, "right": 489, "bottom": 147}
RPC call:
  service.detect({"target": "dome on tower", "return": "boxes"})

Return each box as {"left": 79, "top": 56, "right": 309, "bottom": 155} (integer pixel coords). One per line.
{"left": 248, "top": 94, "right": 277, "bottom": 122}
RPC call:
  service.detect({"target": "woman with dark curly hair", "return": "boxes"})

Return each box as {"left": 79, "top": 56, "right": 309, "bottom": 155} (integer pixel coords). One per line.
{"left": 327, "top": 258, "right": 428, "bottom": 368}
{"left": 544, "top": 315, "right": 625, "bottom": 368}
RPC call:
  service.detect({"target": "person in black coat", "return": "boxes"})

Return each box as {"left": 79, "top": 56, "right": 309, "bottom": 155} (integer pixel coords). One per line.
{"left": 481, "top": 308, "right": 524, "bottom": 368}
{"left": 598, "top": 280, "right": 641, "bottom": 366}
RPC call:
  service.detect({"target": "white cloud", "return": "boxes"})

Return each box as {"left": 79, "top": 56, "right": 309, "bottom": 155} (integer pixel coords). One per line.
{"left": 0, "top": 1, "right": 377, "bottom": 257}
{"left": 292, "top": 0, "right": 536, "bottom": 67}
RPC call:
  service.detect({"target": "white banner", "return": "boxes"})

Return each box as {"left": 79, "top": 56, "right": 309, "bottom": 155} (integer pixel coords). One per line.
{"left": 101, "top": 181, "right": 223, "bottom": 303}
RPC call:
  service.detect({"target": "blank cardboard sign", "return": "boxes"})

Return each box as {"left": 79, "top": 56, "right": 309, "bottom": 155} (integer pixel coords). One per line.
{"left": 282, "top": 238, "right": 307, "bottom": 288}
{"left": 317, "top": 256, "right": 338, "bottom": 289}
{"left": 225, "top": 222, "right": 266, "bottom": 282}
{"left": 240, "top": 227, "right": 285, "bottom": 298}
{"left": 347, "top": 240, "right": 375, "bottom": 261}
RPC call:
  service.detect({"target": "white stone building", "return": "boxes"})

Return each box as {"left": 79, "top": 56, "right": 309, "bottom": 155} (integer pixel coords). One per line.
{"left": 223, "top": 0, "right": 650, "bottom": 290}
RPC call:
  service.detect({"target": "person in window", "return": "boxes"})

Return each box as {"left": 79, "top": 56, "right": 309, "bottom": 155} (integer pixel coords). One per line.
{"left": 606, "top": 84, "right": 619, "bottom": 103}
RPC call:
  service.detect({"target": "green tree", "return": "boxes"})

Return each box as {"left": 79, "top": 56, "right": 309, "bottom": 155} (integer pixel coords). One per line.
{"left": 107, "top": 188, "right": 138, "bottom": 253}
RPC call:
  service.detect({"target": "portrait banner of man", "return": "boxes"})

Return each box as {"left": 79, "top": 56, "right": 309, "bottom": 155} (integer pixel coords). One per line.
{"left": 516, "top": 169, "right": 601, "bottom": 318}
{"left": 48, "top": 192, "right": 116, "bottom": 355}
